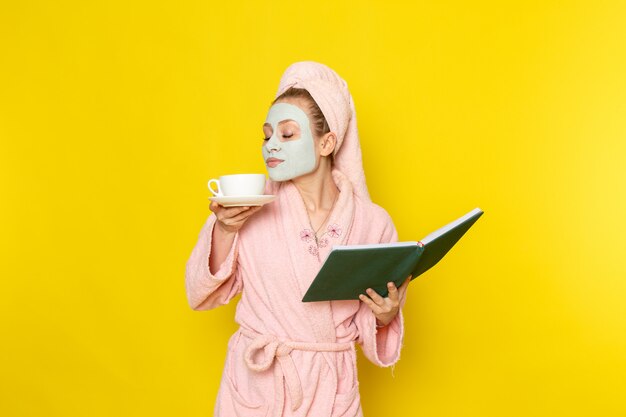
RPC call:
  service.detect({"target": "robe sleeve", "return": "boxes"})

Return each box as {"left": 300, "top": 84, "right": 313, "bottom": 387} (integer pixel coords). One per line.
{"left": 354, "top": 211, "right": 408, "bottom": 367}
{"left": 184, "top": 213, "right": 242, "bottom": 311}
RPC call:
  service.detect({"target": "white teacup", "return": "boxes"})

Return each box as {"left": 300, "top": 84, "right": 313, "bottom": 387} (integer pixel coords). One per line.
{"left": 208, "top": 174, "right": 266, "bottom": 197}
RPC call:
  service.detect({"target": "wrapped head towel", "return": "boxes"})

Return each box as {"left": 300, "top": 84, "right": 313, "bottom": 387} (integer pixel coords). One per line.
{"left": 274, "top": 61, "right": 371, "bottom": 202}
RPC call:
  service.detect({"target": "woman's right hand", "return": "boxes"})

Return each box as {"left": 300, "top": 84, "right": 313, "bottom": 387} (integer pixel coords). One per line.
{"left": 210, "top": 201, "right": 263, "bottom": 234}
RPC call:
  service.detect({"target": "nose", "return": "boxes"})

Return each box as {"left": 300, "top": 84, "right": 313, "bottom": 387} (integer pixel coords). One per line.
{"left": 265, "top": 133, "right": 281, "bottom": 152}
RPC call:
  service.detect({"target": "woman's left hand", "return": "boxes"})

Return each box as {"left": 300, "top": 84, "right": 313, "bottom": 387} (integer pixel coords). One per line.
{"left": 359, "top": 275, "right": 411, "bottom": 327}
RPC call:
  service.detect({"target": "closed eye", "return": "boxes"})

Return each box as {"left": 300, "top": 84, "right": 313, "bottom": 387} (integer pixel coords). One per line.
{"left": 263, "top": 134, "right": 293, "bottom": 141}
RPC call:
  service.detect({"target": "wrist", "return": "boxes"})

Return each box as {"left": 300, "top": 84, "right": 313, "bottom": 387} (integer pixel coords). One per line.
{"left": 215, "top": 220, "right": 238, "bottom": 236}
{"left": 375, "top": 318, "right": 388, "bottom": 328}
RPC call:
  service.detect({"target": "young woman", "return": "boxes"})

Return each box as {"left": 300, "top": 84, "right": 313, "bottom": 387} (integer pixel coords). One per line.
{"left": 185, "top": 61, "right": 410, "bottom": 417}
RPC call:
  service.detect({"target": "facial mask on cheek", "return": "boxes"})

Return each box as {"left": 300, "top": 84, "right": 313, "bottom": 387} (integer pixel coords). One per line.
{"left": 262, "top": 102, "right": 317, "bottom": 181}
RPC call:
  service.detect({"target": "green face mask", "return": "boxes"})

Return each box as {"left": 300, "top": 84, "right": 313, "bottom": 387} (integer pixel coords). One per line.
{"left": 262, "top": 102, "right": 317, "bottom": 181}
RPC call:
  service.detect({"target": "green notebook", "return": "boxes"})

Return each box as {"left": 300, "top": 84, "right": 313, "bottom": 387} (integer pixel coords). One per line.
{"left": 302, "top": 207, "right": 484, "bottom": 302}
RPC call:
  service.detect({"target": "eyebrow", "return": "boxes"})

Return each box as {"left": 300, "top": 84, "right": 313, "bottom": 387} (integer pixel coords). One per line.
{"left": 263, "top": 119, "right": 298, "bottom": 127}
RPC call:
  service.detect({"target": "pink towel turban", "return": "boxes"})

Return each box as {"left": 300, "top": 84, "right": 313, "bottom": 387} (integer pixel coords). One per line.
{"left": 274, "top": 61, "right": 371, "bottom": 202}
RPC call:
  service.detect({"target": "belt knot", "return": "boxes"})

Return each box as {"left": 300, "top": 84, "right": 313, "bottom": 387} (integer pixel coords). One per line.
{"left": 243, "top": 334, "right": 294, "bottom": 372}
{"left": 238, "top": 327, "right": 353, "bottom": 417}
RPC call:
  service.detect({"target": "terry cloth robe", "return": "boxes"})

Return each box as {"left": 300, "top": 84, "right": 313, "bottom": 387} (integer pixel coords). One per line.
{"left": 185, "top": 169, "right": 407, "bottom": 417}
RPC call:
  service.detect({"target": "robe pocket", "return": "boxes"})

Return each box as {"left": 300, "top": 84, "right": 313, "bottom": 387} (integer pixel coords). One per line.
{"left": 333, "top": 349, "right": 361, "bottom": 417}
{"left": 223, "top": 370, "right": 269, "bottom": 417}
{"left": 224, "top": 332, "right": 269, "bottom": 416}
{"left": 331, "top": 381, "right": 360, "bottom": 417}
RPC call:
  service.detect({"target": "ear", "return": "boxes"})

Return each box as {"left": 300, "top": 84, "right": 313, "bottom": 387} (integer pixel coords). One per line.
{"left": 319, "top": 132, "right": 337, "bottom": 157}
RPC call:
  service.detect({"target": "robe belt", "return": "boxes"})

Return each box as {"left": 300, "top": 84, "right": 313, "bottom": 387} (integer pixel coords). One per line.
{"left": 239, "top": 327, "right": 353, "bottom": 416}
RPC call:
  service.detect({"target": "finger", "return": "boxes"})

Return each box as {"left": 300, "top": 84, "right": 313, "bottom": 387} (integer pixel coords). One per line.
{"left": 228, "top": 210, "right": 254, "bottom": 223}
{"left": 221, "top": 206, "right": 251, "bottom": 217}
{"left": 399, "top": 276, "right": 411, "bottom": 298}
{"left": 387, "top": 281, "right": 399, "bottom": 303}
{"left": 358, "top": 293, "right": 382, "bottom": 314}
{"left": 365, "top": 288, "right": 385, "bottom": 306}
{"left": 228, "top": 205, "right": 263, "bottom": 223}
{"left": 209, "top": 201, "right": 220, "bottom": 212}
{"left": 217, "top": 208, "right": 249, "bottom": 222}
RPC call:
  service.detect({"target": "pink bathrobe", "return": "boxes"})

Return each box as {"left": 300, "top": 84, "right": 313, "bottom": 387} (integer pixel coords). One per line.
{"left": 185, "top": 169, "right": 407, "bottom": 417}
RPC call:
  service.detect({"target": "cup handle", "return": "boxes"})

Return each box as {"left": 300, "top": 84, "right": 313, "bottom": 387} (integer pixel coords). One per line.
{"left": 207, "top": 179, "right": 223, "bottom": 197}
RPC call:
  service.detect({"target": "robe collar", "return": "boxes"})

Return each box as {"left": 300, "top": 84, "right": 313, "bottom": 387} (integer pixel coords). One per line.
{"left": 272, "top": 168, "right": 356, "bottom": 342}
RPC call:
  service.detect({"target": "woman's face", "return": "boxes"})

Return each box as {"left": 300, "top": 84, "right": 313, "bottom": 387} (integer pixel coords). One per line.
{"left": 262, "top": 99, "right": 318, "bottom": 181}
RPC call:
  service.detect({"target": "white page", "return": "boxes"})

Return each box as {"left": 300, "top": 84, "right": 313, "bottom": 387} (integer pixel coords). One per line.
{"left": 332, "top": 241, "right": 419, "bottom": 251}
{"left": 419, "top": 207, "right": 483, "bottom": 245}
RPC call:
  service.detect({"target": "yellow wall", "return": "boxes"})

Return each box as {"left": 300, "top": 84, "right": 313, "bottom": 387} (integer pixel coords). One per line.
{"left": 1, "top": 1, "right": 625, "bottom": 416}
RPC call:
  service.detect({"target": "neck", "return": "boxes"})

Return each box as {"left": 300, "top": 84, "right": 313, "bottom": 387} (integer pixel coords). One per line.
{"left": 291, "top": 158, "right": 338, "bottom": 213}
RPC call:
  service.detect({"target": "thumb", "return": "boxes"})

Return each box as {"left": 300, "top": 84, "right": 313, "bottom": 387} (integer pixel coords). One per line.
{"left": 399, "top": 276, "right": 411, "bottom": 296}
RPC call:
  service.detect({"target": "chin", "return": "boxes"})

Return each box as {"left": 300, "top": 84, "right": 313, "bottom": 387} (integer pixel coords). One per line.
{"left": 268, "top": 176, "right": 290, "bottom": 182}
{"left": 267, "top": 171, "right": 292, "bottom": 182}
{"left": 267, "top": 161, "right": 317, "bottom": 182}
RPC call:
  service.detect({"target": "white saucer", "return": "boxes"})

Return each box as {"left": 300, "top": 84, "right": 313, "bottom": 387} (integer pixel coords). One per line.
{"left": 209, "top": 194, "right": 276, "bottom": 207}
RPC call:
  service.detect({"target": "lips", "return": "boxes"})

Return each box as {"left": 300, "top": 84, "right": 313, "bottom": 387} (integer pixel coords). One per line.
{"left": 266, "top": 157, "right": 284, "bottom": 168}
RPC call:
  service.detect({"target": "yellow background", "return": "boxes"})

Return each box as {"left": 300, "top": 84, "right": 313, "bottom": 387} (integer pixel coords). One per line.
{"left": 1, "top": 1, "right": 625, "bottom": 416}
